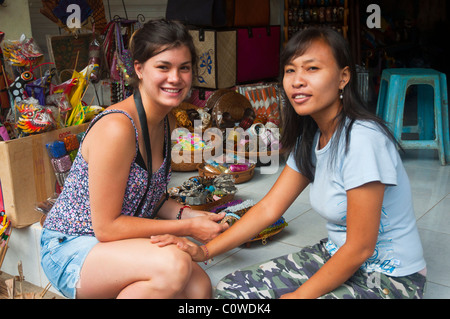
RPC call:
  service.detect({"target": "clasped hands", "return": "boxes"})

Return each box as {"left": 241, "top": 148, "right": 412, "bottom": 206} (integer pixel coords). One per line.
{"left": 151, "top": 210, "right": 228, "bottom": 260}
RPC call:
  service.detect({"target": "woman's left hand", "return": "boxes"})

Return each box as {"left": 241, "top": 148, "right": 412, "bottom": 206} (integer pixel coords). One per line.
{"left": 150, "top": 234, "right": 207, "bottom": 262}
{"left": 150, "top": 233, "right": 191, "bottom": 247}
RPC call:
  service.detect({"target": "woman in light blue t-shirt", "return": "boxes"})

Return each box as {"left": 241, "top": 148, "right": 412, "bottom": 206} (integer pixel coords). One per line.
{"left": 151, "top": 27, "right": 427, "bottom": 299}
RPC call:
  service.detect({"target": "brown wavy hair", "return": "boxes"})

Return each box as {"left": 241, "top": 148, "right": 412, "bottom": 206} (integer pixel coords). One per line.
{"left": 128, "top": 19, "right": 197, "bottom": 89}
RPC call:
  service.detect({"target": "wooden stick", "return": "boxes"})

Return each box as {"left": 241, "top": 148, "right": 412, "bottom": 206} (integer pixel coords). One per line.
{"left": 1, "top": 64, "right": 9, "bottom": 89}
{"left": 88, "top": 94, "right": 95, "bottom": 106}
{"left": 73, "top": 51, "right": 80, "bottom": 72}
{"left": 0, "top": 228, "right": 12, "bottom": 269}
{"left": 17, "top": 261, "right": 23, "bottom": 297}
{"left": 38, "top": 282, "right": 52, "bottom": 299}
{"left": 80, "top": 81, "right": 91, "bottom": 102}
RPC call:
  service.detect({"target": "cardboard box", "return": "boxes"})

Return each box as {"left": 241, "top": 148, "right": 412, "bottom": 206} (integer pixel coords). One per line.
{"left": 0, "top": 123, "right": 89, "bottom": 228}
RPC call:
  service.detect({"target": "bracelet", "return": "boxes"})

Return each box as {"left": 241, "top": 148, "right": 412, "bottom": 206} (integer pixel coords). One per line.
{"left": 176, "top": 205, "right": 190, "bottom": 220}
{"left": 200, "top": 245, "right": 213, "bottom": 265}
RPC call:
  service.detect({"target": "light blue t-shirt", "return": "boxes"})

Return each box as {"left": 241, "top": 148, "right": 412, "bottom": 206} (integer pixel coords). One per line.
{"left": 287, "top": 120, "right": 426, "bottom": 277}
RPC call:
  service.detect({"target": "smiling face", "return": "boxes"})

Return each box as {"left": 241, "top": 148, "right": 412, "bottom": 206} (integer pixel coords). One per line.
{"left": 283, "top": 39, "right": 349, "bottom": 124}
{"left": 134, "top": 45, "right": 193, "bottom": 112}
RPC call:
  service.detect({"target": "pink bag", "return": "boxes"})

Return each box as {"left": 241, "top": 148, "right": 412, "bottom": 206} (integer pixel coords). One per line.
{"left": 186, "top": 88, "right": 216, "bottom": 110}
{"left": 236, "top": 26, "right": 281, "bottom": 84}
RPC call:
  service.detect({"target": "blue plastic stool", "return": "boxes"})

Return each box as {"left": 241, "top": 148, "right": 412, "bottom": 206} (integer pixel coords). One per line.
{"left": 376, "top": 68, "right": 449, "bottom": 165}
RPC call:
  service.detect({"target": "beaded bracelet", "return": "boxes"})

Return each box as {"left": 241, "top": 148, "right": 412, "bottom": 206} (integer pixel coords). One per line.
{"left": 200, "top": 245, "right": 213, "bottom": 265}
{"left": 176, "top": 205, "right": 191, "bottom": 220}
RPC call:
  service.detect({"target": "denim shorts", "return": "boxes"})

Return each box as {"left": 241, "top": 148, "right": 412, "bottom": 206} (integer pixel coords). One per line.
{"left": 40, "top": 228, "right": 99, "bottom": 299}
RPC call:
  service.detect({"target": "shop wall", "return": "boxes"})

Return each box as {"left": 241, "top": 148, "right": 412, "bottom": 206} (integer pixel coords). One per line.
{"left": 28, "top": 0, "right": 170, "bottom": 61}
{"left": 0, "top": 0, "right": 33, "bottom": 39}
{"left": 358, "top": 0, "right": 449, "bottom": 108}
{"left": 18, "top": 0, "right": 283, "bottom": 107}
{"left": 27, "top": 0, "right": 284, "bottom": 62}
{"left": 359, "top": 0, "right": 448, "bottom": 71}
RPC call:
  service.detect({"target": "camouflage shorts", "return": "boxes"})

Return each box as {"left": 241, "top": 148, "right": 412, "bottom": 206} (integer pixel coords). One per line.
{"left": 214, "top": 240, "right": 426, "bottom": 299}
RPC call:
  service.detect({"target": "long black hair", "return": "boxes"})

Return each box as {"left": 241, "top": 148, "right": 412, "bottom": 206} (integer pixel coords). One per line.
{"left": 128, "top": 19, "right": 197, "bottom": 88}
{"left": 279, "top": 27, "right": 398, "bottom": 181}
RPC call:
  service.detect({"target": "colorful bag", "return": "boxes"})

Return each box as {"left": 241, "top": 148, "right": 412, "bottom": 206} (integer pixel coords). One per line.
{"left": 237, "top": 83, "right": 281, "bottom": 125}
{"left": 186, "top": 88, "right": 216, "bottom": 110}
{"left": 115, "top": 22, "right": 133, "bottom": 81}
{"left": 236, "top": 26, "right": 281, "bottom": 84}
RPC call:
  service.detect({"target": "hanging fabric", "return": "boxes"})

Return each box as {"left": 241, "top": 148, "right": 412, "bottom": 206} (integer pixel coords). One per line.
{"left": 102, "top": 18, "right": 138, "bottom": 103}
{"left": 114, "top": 21, "right": 133, "bottom": 82}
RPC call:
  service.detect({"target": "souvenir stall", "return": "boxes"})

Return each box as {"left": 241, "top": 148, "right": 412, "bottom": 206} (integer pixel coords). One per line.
{"left": 0, "top": 0, "right": 289, "bottom": 297}
{"left": 1, "top": 1, "right": 287, "bottom": 223}
{"left": 166, "top": 0, "right": 286, "bottom": 244}
{"left": 0, "top": 2, "right": 105, "bottom": 297}
{"left": 0, "top": 19, "right": 106, "bottom": 223}
{"left": 1, "top": 0, "right": 448, "bottom": 300}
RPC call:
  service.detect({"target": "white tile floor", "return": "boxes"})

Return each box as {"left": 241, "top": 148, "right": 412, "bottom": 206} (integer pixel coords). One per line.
{"left": 2, "top": 148, "right": 448, "bottom": 299}
{"left": 169, "top": 148, "right": 450, "bottom": 299}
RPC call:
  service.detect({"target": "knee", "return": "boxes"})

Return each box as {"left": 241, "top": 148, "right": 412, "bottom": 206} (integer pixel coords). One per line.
{"left": 191, "top": 264, "right": 212, "bottom": 299}
{"left": 158, "top": 246, "right": 192, "bottom": 292}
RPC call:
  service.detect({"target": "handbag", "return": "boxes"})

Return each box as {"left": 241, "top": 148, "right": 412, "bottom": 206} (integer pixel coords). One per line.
{"left": 236, "top": 26, "right": 281, "bottom": 83}
{"left": 189, "top": 28, "right": 236, "bottom": 89}
{"left": 186, "top": 88, "right": 216, "bottom": 110}
{"left": 115, "top": 22, "right": 133, "bottom": 81}
{"left": 102, "top": 21, "right": 119, "bottom": 80}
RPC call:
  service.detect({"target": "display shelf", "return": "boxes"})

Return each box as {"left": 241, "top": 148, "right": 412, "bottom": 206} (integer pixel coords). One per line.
{"left": 284, "top": 0, "right": 349, "bottom": 44}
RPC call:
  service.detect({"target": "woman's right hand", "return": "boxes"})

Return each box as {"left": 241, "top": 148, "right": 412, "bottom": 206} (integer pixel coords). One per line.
{"left": 150, "top": 234, "right": 207, "bottom": 262}
{"left": 187, "top": 211, "right": 229, "bottom": 243}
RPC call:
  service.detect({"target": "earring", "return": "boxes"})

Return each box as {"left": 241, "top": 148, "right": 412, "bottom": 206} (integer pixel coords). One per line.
{"left": 339, "top": 88, "right": 344, "bottom": 100}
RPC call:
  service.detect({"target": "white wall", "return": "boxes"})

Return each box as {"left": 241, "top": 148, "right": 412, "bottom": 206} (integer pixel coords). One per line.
{"left": 0, "top": 0, "right": 33, "bottom": 40}
{"left": 4, "top": 0, "right": 284, "bottom": 106}
{"left": 28, "top": 0, "right": 283, "bottom": 60}
{"left": 28, "top": 0, "right": 170, "bottom": 60}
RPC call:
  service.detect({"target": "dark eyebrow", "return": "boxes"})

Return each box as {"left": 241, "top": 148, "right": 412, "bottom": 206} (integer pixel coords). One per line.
{"left": 155, "top": 60, "right": 192, "bottom": 65}
{"left": 286, "top": 58, "right": 318, "bottom": 67}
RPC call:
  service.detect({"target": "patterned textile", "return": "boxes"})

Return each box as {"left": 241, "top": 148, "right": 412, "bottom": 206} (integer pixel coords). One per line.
{"left": 214, "top": 240, "right": 426, "bottom": 299}
{"left": 43, "top": 110, "right": 171, "bottom": 236}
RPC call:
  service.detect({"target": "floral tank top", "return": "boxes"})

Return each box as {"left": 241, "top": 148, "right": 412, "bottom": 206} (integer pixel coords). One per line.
{"left": 43, "top": 110, "right": 171, "bottom": 236}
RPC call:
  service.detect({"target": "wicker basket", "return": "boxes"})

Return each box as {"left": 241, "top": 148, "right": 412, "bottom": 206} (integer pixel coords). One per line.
{"left": 246, "top": 228, "right": 285, "bottom": 247}
{"left": 231, "top": 149, "right": 280, "bottom": 166}
{"left": 189, "top": 193, "right": 234, "bottom": 211}
{"left": 172, "top": 175, "right": 236, "bottom": 211}
{"left": 208, "top": 90, "right": 253, "bottom": 128}
{"left": 197, "top": 163, "right": 255, "bottom": 184}
{"left": 217, "top": 201, "right": 288, "bottom": 246}
{"left": 171, "top": 149, "right": 214, "bottom": 172}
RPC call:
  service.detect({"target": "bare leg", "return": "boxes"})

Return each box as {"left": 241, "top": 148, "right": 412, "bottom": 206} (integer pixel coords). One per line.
{"left": 175, "top": 262, "right": 212, "bottom": 299}
{"left": 76, "top": 238, "right": 209, "bottom": 299}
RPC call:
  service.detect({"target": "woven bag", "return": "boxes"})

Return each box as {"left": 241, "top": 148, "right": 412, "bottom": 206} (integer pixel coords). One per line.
{"left": 189, "top": 28, "right": 236, "bottom": 89}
